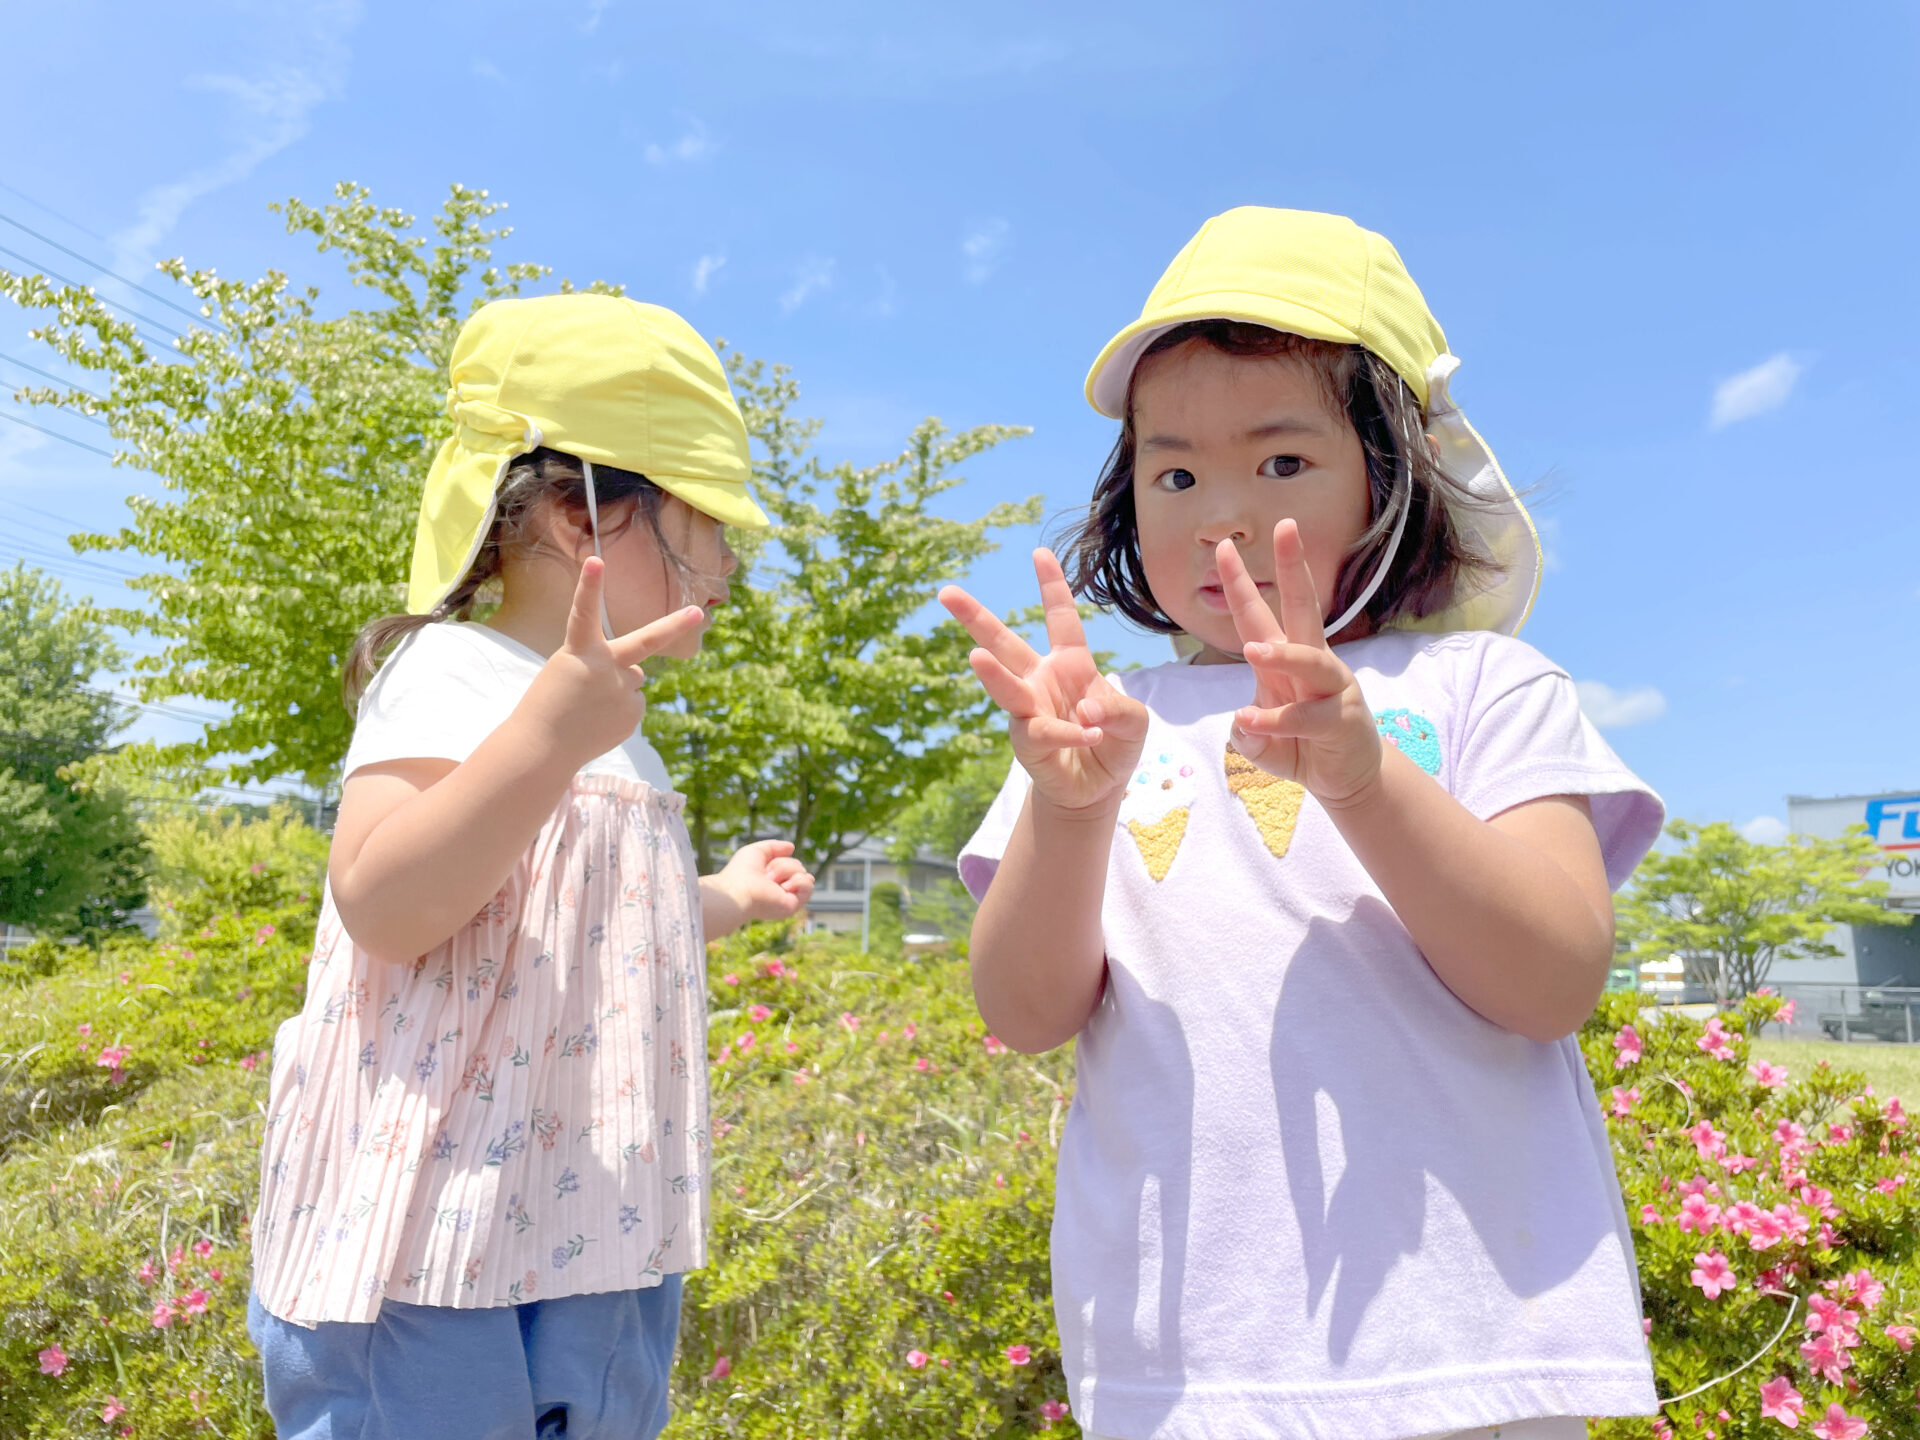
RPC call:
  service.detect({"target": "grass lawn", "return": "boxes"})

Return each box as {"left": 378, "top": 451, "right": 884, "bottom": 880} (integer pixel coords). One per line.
{"left": 1750, "top": 1036, "right": 1920, "bottom": 1105}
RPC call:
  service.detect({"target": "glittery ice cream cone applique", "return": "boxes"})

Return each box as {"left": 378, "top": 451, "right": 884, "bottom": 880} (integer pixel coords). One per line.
{"left": 1119, "top": 753, "right": 1199, "bottom": 882}
{"left": 1223, "top": 744, "right": 1307, "bottom": 859}
{"left": 1373, "top": 708, "right": 1442, "bottom": 776}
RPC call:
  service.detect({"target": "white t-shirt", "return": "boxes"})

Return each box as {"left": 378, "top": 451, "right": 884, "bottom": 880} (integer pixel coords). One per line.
{"left": 960, "top": 629, "right": 1663, "bottom": 1440}
{"left": 343, "top": 621, "right": 675, "bottom": 791}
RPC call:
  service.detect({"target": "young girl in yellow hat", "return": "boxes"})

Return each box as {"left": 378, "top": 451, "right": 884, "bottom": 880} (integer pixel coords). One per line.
{"left": 246, "top": 293, "right": 813, "bottom": 1440}
{"left": 942, "top": 209, "right": 1663, "bottom": 1438}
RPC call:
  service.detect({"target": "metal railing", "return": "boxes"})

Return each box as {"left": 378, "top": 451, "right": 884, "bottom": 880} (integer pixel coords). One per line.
{"left": 1751, "top": 981, "right": 1920, "bottom": 1045}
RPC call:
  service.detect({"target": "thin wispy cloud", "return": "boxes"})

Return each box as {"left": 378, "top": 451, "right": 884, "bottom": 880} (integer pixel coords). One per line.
{"left": 867, "top": 265, "right": 898, "bottom": 319}
{"left": 473, "top": 58, "right": 505, "bottom": 82}
{"left": 583, "top": 0, "right": 612, "bottom": 33}
{"left": 109, "top": 0, "right": 361, "bottom": 285}
{"left": 961, "top": 218, "right": 1010, "bottom": 283}
{"left": 644, "top": 117, "right": 716, "bottom": 166}
{"left": 780, "top": 257, "right": 835, "bottom": 315}
{"left": 1710, "top": 353, "right": 1802, "bottom": 430}
{"left": 1575, "top": 680, "right": 1668, "bottom": 730}
{"left": 691, "top": 254, "right": 726, "bottom": 296}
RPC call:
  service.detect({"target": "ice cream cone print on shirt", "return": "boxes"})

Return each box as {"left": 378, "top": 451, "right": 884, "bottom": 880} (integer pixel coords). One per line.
{"left": 1120, "top": 753, "right": 1200, "bottom": 882}
{"left": 1224, "top": 744, "right": 1307, "bottom": 859}
{"left": 1373, "top": 708, "right": 1442, "bottom": 776}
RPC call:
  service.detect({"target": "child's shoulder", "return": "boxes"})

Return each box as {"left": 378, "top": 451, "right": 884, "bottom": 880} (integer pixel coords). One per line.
{"left": 1344, "top": 626, "right": 1571, "bottom": 695}
{"left": 359, "top": 621, "right": 538, "bottom": 716}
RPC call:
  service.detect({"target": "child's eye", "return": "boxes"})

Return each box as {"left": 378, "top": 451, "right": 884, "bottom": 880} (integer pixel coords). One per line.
{"left": 1152, "top": 468, "right": 1197, "bottom": 492}
{"left": 1259, "top": 455, "right": 1305, "bottom": 479}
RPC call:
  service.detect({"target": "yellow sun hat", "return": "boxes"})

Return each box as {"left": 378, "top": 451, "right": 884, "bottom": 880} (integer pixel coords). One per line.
{"left": 1085, "top": 207, "right": 1541, "bottom": 636}
{"left": 407, "top": 292, "right": 769, "bottom": 615}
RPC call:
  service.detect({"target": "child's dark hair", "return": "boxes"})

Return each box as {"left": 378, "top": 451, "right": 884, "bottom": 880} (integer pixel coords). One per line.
{"left": 344, "top": 447, "right": 687, "bottom": 706}
{"left": 1057, "top": 321, "right": 1502, "bottom": 637}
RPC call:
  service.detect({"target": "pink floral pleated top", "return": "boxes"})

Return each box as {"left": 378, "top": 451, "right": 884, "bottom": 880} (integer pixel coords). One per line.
{"left": 251, "top": 773, "right": 710, "bottom": 1326}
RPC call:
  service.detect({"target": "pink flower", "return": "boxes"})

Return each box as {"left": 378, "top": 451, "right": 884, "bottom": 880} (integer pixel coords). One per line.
{"left": 839, "top": 1011, "right": 860, "bottom": 1032}
{"left": 1697, "top": 1017, "right": 1736, "bottom": 1061}
{"left": 762, "top": 959, "right": 786, "bottom": 979}
{"left": 983, "top": 1034, "right": 1007, "bottom": 1056}
{"left": 1039, "top": 1399, "right": 1070, "bottom": 1426}
{"left": 737, "top": 1031, "right": 757, "bottom": 1052}
{"left": 913, "top": 1056, "right": 930, "bottom": 1073}
{"left": 1690, "top": 1250, "right": 1735, "bottom": 1299}
{"left": 1749, "top": 1060, "right": 1789, "bottom": 1088}
{"left": 791, "top": 1071, "right": 810, "bottom": 1086}
{"left": 209, "top": 1268, "right": 223, "bottom": 1283}
{"left": 137, "top": 1260, "right": 158, "bottom": 1285}
{"left": 193, "top": 1238, "right": 213, "bottom": 1258}
{"left": 1721, "top": 1153, "right": 1761, "bottom": 1175}
{"left": 101, "top": 1398, "right": 126, "bottom": 1423}
{"left": 1724, "top": 1200, "right": 1765, "bottom": 1235}
{"left": 903, "top": 1022, "right": 917, "bottom": 1041}
{"left": 239, "top": 1052, "right": 259, "bottom": 1071}
{"left": 181, "top": 1288, "right": 209, "bottom": 1315}
{"left": 1885, "top": 1324, "right": 1915, "bottom": 1351}
{"left": 784, "top": 1040, "right": 798, "bottom": 1054}
{"left": 906, "top": 1349, "right": 930, "bottom": 1369}
{"left": 96, "top": 1044, "right": 130, "bottom": 1069}
{"left": 1005, "top": 1344, "right": 1032, "bottom": 1365}
{"left": 708, "top": 1354, "right": 731, "bottom": 1380}
{"left": 1639, "top": 1203, "right": 1665, "bottom": 1225}
{"left": 722, "top": 972, "right": 740, "bottom": 986}
{"left": 1758, "top": 1376, "right": 1804, "bottom": 1429}
{"left": 76, "top": 1022, "right": 92, "bottom": 1037}
{"left": 1806, "top": 1295, "right": 1860, "bottom": 1340}
{"left": 714, "top": 1043, "right": 733, "bottom": 1066}
{"left": 1609, "top": 1086, "right": 1640, "bottom": 1117}
{"left": 747, "top": 1004, "right": 772, "bottom": 1023}
{"left": 37, "top": 1344, "right": 68, "bottom": 1376}
{"left": 1677, "top": 1193, "right": 1723, "bottom": 1234}
{"left": 1809, "top": 1403, "right": 1867, "bottom": 1440}
{"left": 1827, "top": 1123, "right": 1853, "bottom": 1144}
{"left": 1874, "top": 1175, "right": 1905, "bottom": 1194}
{"left": 1798, "top": 1333, "right": 1851, "bottom": 1384}
{"left": 1687, "top": 1121, "right": 1727, "bottom": 1161}
{"left": 1613, "top": 1023, "right": 1642, "bottom": 1067}
{"left": 151, "top": 1302, "right": 174, "bottom": 1329}
{"left": 1746, "top": 1210, "right": 1786, "bottom": 1250}
{"left": 1831, "top": 1269, "right": 1884, "bottom": 1311}
{"left": 1776, "top": 998, "right": 1797, "bottom": 1024}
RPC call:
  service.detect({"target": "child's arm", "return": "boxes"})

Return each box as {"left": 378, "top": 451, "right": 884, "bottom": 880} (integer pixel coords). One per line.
{"left": 330, "top": 560, "right": 705, "bottom": 962}
{"left": 1221, "top": 524, "right": 1614, "bottom": 1043}
{"left": 699, "top": 841, "right": 816, "bottom": 940}
{"left": 938, "top": 551, "right": 1151, "bottom": 1054}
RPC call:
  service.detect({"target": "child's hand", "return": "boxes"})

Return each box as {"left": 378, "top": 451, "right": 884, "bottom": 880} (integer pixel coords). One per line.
{"left": 1222, "top": 521, "right": 1385, "bottom": 809}
{"left": 702, "top": 840, "right": 815, "bottom": 939}
{"left": 939, "top": 549, "right": 1149, "bottom": 815}
{"left": 517, "top": 557, "right": 707, "bottom": 769}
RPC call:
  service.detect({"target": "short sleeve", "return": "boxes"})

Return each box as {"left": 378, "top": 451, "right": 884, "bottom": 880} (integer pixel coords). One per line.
{"left": 1451, "top": 639, "right": 1665, "bottom": 890}
{"left": 957, "top": 759, "right": 1034, "bottom": 902}
{"left": 341, "top": 626, "right": 526, "bottom": 779}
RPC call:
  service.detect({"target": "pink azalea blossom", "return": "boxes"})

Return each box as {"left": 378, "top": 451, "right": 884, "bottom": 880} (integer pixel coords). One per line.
{"left": 239, "top": 1052, "right": 260, "bottom": 1071}
{"left": 1827, "top": 1123, "right": 1853, "bottom": 1144}
{"left": 1690, "top": 1250, "right": 1735, "bottom": 1299}
{"left": 1830, "top": 1269, "right": 1884, "bottom": 1311}
{"left": 1608, "top": 1086, "right": 1640, "bottom": 1117}
{"left": 1806, "top": 1295, "right": 1860, "bottom": 1340}
{"left": 181, "top": 1288, "right": 209, "bottom": 1315}
{"left": 1798, "top": 1333, "right": 1850, "bottom": 1384}
{"left": 1749, "top": 1060, "right": 1789, "bottom": 1088}
{"left": 791, "top": 1071, "right": 810, "bottom": 1086}
{"left": 1724, "top": 1200, "right": 1765, "bottom": 1235}
{"left": 1758, "top": 1376, "right": 1804, "bottom": 1429}
{"left": 784, "top": 1040, "right": 798, "bottom": 1054}
{"left": 1875, "top": 1175, "right": 1905, "bottom": 1194}
{"left": 1612, "top": 1023, "right": 1642, "bottom": 1067}
{"left": 747, "top": 1004, "right": 772, "bottom": 1023}
{"left": 722, "top": 972, "right": 740, "bottom": 986}
{"left": 1745, "top": 1211, "right": 1786, "bottom": 1250}
{"left": 37, "top": 1344, "right": 68, "bottom": 1376}
{"left": 906, "top": 1349, "right": 930, "bottom": 1369}
{"left": 1775, "top": 998, "right": 1796, "bottom": 1024}
{"left": 137, "top": 1260, "right": 158, "bottom": 1285}
{"left": 983, "top": 1034, "right": 1007, "bottom": 1056}
{"left": 151, "top": 1302, "right": 174, "bottom": 1329}
{"left": 1005, "top": 1344, "right": 1033, "bottom": 1365}
{"left": 1884, "top": 1323, "right": 1915, "bottom": 1351}
{"left": 839, "top": 1011, "right": 861, "bottom": 1032}
{"left": 737, "top": 1031, "right": 757, "bottom": 1052}
{"left": 193, "top": 1238, "right": 213, "bottom": 1258}
{"left": 1039, "top": 1399, "right": 1070, "bottom": 1426}
{"left": 1639, "top": 1203, "right": 1665, "bottom": 1225}
{"left": 101, "top": 1398, "right": 126, "bottom": 1422}
{"left": 209, "top": 1268, "right": 223, "bottom": 1283}
{"left": 913, "top": 1056, "right": 930, "bottom": 1073}
{"left": 1687, "top": 1121, "right": 1727, "bottom": 1161}
{"left": 1809, "top": 1403, "right": 1868, "bottom": 1440}
{"left": 1721, "top": 1153, "right": 1761, "bottom": 1175}
{"left": 1697, "top": 1017, "right": 1736, "bottom": 1061}
{"left": 1677, "top": 1193, "right": 1723, "bottom": 1234}
{"left": 762, "top": 959, "right": 786, "bottom": 979}
{"left": 76, "top": 1022, "right": 92, "bottom": 1037}
{"left": 1801, "top": 1184, "right": 1839, "bottom": 1218}
{"left": 903, "top": 1022, "right": 917, "bottom": 1041}
{"left": 714, "top": 1043, "right": 733, "bottom": 1066}
{"left": 708, "top": 1355, "right": 731, "bottom": 1380}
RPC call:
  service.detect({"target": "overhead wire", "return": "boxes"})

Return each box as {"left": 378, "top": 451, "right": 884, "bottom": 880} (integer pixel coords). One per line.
{"left": 0, "top": 350, "right": 110, "bottom": 405}
{"left": 0, "top": 180, "right": 109, "bottom": 243}
{"left": 0, "top": 409, "right": 114, "bottom": 458}
{"left": 0, "top": 241, "right": 184, "bottom": 341}
{"left": 0, "top": 207, "right": 210, "bottom": 326}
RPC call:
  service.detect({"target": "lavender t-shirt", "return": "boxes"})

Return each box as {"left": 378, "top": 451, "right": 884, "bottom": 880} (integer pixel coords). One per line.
{"left": 960, "top": 629, "right": 1663, "bottom": 1440}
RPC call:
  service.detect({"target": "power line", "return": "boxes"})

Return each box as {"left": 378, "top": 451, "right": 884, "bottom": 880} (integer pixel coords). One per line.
{"left": 0, "top": 409, "right": 114, "bottom": 458}
{"left": 0, "top": 350, "right": 110, "bottom": 405}
{"left": 0, "top": 179, "right": 109, "bottom": 243}
{"left": 0, "top": 208, "right": 209, "bottom": 326}
{"left": 0, "top": 241, "right": 184, "bottom": 341}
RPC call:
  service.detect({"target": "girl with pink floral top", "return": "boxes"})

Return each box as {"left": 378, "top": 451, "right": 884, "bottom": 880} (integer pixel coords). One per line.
{"left": 248, "top": 294, "right": 813, "bottom": 1440}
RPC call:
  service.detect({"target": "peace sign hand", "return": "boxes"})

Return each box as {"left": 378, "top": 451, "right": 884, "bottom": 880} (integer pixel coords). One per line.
{"left": 939, "top": 549, "right": 1150, "bottom": 814}
{"left": 1223, "top": 521, "right": 1384, "bottom": 809}
{"left": 516, "top": 557, "right": 708, "bottom": 770}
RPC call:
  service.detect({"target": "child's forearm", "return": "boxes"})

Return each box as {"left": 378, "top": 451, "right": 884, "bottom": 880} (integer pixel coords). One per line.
{"left": 1322, "top": 745, "right": 1615, "bottom": 1042}
{"left": 699, "top": 878, "right": 747, "bottom": 941}
{"left": 970, "top": 793, "right": 1116, "bottom": 1053}
{"left": 332, "top": 716, "right": 581, "bottom": 962}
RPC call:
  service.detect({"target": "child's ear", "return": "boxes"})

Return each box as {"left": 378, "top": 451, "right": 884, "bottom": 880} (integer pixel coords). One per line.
{"left": 1424, "top": 432, "right": 1442, "bottom": 463}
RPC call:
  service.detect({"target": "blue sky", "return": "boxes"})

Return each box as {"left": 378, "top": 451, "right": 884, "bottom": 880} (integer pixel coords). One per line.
{"left": 2, "top": 0, "right": 1916, "bottom": 835}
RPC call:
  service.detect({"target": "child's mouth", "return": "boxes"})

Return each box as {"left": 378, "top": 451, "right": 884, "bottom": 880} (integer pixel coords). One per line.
{"left": 1197, "top": 580, "right": 1272, "bottom": 612}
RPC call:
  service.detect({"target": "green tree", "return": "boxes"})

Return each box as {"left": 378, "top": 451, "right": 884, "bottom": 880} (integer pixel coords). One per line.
{"left": 0, "top": 564, "right": 144, "bottom": 932}
{"left": 1617, "top": 818, "right": 1907, "bottom": 1001}
{"left": 0, "top": 182, "right": 586, "bottom": 784}
{"left": 643, "top": 353, "right": 1039, "bottom": 874}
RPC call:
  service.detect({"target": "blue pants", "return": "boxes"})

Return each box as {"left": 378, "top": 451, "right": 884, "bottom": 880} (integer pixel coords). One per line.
{"left": 247, "top": 1278, "right": 683, "bottom": 1440}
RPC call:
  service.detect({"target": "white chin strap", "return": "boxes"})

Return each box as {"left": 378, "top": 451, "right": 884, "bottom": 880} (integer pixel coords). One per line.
{"left": 1320, "top": 459, "right": 1412, "bottom": 640}
{"left": 580, "top": 458, "right": 615, "bottom": 640}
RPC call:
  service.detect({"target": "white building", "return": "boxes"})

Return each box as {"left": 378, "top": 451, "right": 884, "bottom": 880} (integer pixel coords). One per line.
{"left": 1767, "top": 790, "right": 1920, "bottom": 987}
{"left": 801, "top": 835, "right": 960, "bottom": 943}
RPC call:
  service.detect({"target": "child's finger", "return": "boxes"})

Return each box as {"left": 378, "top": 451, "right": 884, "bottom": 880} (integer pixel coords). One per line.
{"left": 1034, "top": 549, "right": 1091, "bottom": 654}
{"left": 968, "top": 649, "right": 1042, "bottom": 718}
{"left": 1217, "top": 540, "right": 1285, "bottom": 648}
{"left": 1076, "top": 677, "right": 1151, "bottom": 744}
{"left": 1271, "top": 520, "right": 1328, "bottom": 649}
{"left": 564, "top": 558, "right": 609, "bottom": 655}
{"left": 1016, "top": 714, "right": 1104, "bottom": 751}
{"left": 1243, "top": 639, "right": 1351, "bottom": 700}
{"left": 940, "top": 585, "right": 1042, "bottom": 677}
{"left": 1234, "top": 692, "right": 1345, "bottom": 739}
{"left": 607, "top": 606, "right": 706, "bottom": 668}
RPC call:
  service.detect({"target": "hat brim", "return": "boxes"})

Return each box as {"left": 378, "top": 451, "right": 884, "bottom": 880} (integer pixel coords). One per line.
{"left": 1085, "top": 293, "right": 1380, "bottom": 418}
{"left": 650, "top": 473, "right": 770, "bottom": 531}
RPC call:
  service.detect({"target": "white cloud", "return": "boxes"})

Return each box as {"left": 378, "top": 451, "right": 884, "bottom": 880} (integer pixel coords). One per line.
{"left": 473, "top": 58, "right": 505, "bottom": 82}
{"left": 780, "top": 257, "right": 835, "bottom": 315}
{"left": 109, "top": 1, "right": 361, "bottom": 285}
{"left": 1710, "top": 353, "right": 1802, "bottom": 430}
{"left": 1575, "top": 680, "right": 1668, "bottom": 729}
{"left": 867, "top": 264, "right": 898, "bottom": 319}
{"left": 644, "top": 117, "right": 716, "bottom": 166}
{"left": 1741, "top": 814, "right": 1789, "bottom": 845}
{"left": 690, "top": 254, "right": 726, "bottom": 296}
{"left": 583, "top": 0, "right": 612, "bottom": 32}
{"left": 961, "top": 218, "right": 1010, "bottom": 284}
